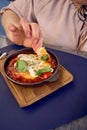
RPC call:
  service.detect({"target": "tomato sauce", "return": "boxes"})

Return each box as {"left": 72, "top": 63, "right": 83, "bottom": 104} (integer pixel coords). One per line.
{"left": 6, "top": 55, "right": 57, "bottom": 84}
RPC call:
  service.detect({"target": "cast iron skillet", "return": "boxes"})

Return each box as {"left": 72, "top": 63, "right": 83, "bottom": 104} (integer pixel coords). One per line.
{"left": 4, "top": 48, "right": 59, "bottom": 86}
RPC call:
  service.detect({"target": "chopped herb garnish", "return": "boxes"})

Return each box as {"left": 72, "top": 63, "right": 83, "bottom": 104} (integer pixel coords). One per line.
{"left": 36, "top": 67, "right": 53, "bottom": 76}
{"left": 40, "top": 54, "right": 49, "bottom": 61}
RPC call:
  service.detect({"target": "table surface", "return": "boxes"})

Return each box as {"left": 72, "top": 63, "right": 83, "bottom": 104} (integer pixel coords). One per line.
{"left": 0, "top": 44, "right": 87, "bottom": 130}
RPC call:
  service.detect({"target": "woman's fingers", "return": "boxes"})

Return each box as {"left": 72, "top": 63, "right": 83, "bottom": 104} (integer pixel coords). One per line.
{"left": 31, "top": 36, "right": 43, "bottom": 52}
{"left": 20, "top": 18, "right": 31, "bottom": 37}
{"left": 9, "top": 18, "right": 43, "bottom": 51}
{"left": 20, "top": 18, "right": 42, "bottom": 43}
{"left": 9, "top": 24, "right": 18, "bottom": 32}
{"left": 29, "top": 23, "right": 41, "bottom": 43}
{"left": 20, "top": 18, "right": 43, "bottom": 50}
{"left": 8, "top": 23, "right": 25, "bottom": 45}
{"left": 30, "top": 23, "right": 43, "bottom": 51}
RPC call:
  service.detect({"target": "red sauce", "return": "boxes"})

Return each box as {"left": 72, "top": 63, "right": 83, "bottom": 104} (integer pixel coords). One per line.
{"left": 6, "top": 55, "right": 57, "bottom": 84}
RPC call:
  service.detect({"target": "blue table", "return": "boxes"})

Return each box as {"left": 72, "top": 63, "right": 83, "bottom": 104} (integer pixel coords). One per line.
{"left": 0, "top": 44, "right": 87, "bottom": 130}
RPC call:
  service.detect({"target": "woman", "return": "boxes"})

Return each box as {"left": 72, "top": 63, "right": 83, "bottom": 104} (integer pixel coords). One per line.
{"left": 0, "top": 0, "right": 87, "bottom": 52}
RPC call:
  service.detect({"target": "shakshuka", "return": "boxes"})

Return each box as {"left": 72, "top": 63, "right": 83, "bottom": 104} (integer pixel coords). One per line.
{"left": 6, "top": 47, "right": 57, "bottom": 83}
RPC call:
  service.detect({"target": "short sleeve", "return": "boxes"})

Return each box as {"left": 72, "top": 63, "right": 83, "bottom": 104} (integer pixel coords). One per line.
{"left": 0, "top": 0, "right": 33, "bottom": 21}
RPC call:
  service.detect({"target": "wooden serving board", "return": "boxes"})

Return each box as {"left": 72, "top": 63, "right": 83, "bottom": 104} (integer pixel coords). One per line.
{"left": 0, "top": 58, "right": 73, "bottom": 107}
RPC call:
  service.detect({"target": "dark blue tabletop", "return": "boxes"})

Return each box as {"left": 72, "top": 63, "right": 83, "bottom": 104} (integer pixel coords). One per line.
{"left": 0, "top": 45, "right": 87, "bottom": 130}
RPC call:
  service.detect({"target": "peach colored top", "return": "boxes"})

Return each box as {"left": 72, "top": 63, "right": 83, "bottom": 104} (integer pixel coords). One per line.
{"left": 1, "top": 0, "right": 87, "bottom": 52}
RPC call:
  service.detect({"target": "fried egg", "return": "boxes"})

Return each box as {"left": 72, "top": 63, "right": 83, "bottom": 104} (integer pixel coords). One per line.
{"left": 15, "top": 50, "right": 53, "bottom": 79}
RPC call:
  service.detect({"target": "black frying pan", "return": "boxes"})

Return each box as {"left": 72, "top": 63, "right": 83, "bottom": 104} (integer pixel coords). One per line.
{"left": 3, "top": 48, "right": 59, "bottom": 86}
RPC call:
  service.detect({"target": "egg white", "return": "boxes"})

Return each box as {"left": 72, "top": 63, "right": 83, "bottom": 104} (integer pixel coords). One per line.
{"left": 16, "top": 54, "right": 52, "bottom": 79}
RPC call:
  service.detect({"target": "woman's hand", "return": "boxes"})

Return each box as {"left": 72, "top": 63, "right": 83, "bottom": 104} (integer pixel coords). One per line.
{"left": 8, "top": 18, "right": 43, "bottom": 52}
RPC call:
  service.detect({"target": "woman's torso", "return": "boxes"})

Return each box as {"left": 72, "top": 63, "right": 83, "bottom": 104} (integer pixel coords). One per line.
{"left": 4, "top": 0, "right": 84, "bottom": 50}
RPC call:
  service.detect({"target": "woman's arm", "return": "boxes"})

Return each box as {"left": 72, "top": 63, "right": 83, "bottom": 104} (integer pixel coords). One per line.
{"left": 1, "top": 9, "right": 43, "bottom": 52}
{"left": 75, "top": 0, "right": 87, "bottom": 5}
{"left": 1, "top": 9, "right": 21, "bottom": 40}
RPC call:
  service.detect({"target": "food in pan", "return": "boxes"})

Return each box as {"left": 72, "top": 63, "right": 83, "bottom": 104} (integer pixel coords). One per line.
{"left": 6, "top": 47, "right": 58, "bottom": 84}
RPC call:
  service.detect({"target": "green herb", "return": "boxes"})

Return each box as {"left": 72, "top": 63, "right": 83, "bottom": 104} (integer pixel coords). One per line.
{"left": 40, "top": 54, "right": 49, "bottom": 61}
{"left": 15, "top": 60, "right": 28, "bottom": 72}
{"left": 36, "top": 67, "right": 53, "bottom": 76}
